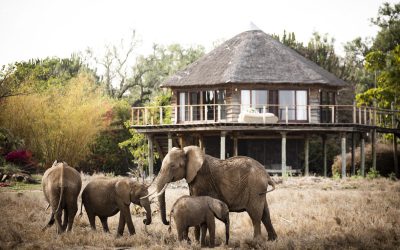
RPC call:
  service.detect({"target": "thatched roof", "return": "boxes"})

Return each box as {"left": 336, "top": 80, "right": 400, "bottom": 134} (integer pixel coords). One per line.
{"left": 161, "top": 29, "right": 347, "bottom": 88}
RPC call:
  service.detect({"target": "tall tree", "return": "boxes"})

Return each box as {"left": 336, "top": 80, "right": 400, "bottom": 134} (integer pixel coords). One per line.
{"left": 357, "top": 2, "right": 400, "bottom": 109}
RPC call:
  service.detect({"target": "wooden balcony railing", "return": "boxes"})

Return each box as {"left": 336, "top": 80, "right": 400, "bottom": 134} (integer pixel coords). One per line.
{"left": 131, "top": 104, "right": 399, "bottom": 129}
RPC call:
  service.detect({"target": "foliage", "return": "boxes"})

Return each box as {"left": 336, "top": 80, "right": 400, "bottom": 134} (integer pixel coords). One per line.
{"left": 370, "top": 2, "right": 400, "bottom": 52}
{"left": 0, "top": 56, "right": 92, "bottom": 100}
{"left": 356, "top": 2, "right": 400, "bottom": 110}
{"left": 0, "top": 162, "right": 21, "bottom": 175}
{"left": 0, "top": 128, "right": 24, "bottom": 155}
{"left": 119, "top": 91, "right": 172, "bottom": 174}
{"left": 0, "top": 72, "right": 109, "bottom": 168}
{"left": 88, "top": 36, "right": 205, "bottom": 103}
{"left": 366, "top": 168, "right": 381, "bottom": 179}
{"left": 80, "top": 99, "right": 134, "bottom": 175}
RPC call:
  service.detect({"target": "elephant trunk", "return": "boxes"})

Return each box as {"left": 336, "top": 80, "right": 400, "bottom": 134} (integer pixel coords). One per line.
{"left": 140, "top": 198, "right": 152, "bottom": 225}
{"left": 157, "top": 177, "right": 170, "bottom": 225}
{"left": 225, "top": 217, "right": 230, "bottom": 245}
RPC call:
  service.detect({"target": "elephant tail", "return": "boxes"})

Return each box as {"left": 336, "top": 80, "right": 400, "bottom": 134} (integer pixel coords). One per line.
{"left": 79, "top": 197, "right": 83, "bottom": 217}
{"left": 55, "top": 163, "right": 65, "bottom": 213}
{"left": 259, "top": 179, "right": 276, "bottom": 195}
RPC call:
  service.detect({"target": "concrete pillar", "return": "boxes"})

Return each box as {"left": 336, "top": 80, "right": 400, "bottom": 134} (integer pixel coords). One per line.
{"left": 392, "top": 102, "right": 398, "bottom": 177}
{"left": 168, "top": 133, "right": 173, "bottom": 152}
{"left": 341, "top": 133, "right": 347, "bottom": 178}
{"left": 394, "top": 135, "right": 399, "bottom": 177}
{"left": 371, "top": 129, "right": 377, "bottom": 171}
{"left": 148, "top": 134, "right": 154, "bottom": 177}
{"left": 322, "top": 135, "right": 327, "bottom": 177}
{"left": 304, "top": 135, "right": 309, "bottom": 176}
{"left": 220, "top": 132, "right": 226, "bottom": 160}
{"left": 233, "top": 134, "right": 238, "bottom": 157}
{"left": 281, "top": 132, "right": 287, "bottom": 176}
{"left": 198, "top": 134, "right": 204, "bottom": 150}
{"left": 351, "top": 133, "right": 356, "bottom": 176}
{"left": 360, "top": 133, "right": 365, "bottom": 177}
{"left": 178, "top": 134, "right": 186, "bottom": 148}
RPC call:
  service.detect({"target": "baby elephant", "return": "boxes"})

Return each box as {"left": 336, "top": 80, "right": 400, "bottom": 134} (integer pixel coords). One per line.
{"left": 170, "top": 196, "right": 230, "bottom": 247}
{"left": 81, "top": 177, "right": 152, "bottom": 236}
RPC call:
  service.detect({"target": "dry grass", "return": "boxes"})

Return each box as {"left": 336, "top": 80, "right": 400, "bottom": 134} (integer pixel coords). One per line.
{"left": 1, "top": 176, "right": 400, "bottom": 249}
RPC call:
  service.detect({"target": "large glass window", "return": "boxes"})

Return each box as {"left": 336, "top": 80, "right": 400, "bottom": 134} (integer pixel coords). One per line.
{"left": 190, "top": 92, "right": 200, "bottom": 121}
{"left": 178, "top": 92, "right": 188, "bottom": 121}
{"left": 279, "top": 90, "right": 308, "bottom": 121}
{"left": 241, "top": 90, "right": 268, "bottom": 112}
{"left": 279, "top": 91, "right": 296, "bottom": 120}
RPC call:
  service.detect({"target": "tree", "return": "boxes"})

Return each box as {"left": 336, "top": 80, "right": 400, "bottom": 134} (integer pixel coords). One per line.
{"left": 128, "top": 44, "right": 205, "bottom": 106}
{"left": 356, "top": 2, "right": 400, "bottom": 109}
{"left": 371, "top": 2, "right": 400, "bottom": 52}
{"left": 0, "top": 56, "right": 90, "bottom": 100}
{"left": 87, "top": 32, "right": 205, "bottom": 103}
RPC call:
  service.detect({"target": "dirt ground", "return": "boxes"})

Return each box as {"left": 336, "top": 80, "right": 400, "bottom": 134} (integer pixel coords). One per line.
{"left": 0, "top": 175, "right": 400, "bottom": 249}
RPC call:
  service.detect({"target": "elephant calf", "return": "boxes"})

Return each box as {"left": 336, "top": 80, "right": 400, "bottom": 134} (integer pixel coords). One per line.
{"left": 81, "top": 177, "right": 152, "bottom": 236}
{"left": 170, "top": 196, "right": 229, "bottom": 248}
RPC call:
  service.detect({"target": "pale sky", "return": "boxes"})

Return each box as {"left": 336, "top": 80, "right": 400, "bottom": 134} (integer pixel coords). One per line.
{"left": 0, "top": 0, "right": 396, "bottom": 66}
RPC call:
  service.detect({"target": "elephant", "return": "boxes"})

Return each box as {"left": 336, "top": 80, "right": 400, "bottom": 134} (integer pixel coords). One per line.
{"left": 42, "top": 161, "right": 82, "bottom": 234}
{"left": 169, "top": 195, "right": 229, "bottom": 247}
{"left": 80, "top": 177, "right": 152, "bottom": 236}
{"left": 156, "top": 146, "right": 277, "bottom": 241}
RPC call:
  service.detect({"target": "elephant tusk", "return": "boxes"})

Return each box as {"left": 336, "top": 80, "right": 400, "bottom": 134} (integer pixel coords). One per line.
{"left": 140, "top": 181, "right": 168, "bottom": 200}
{"left": 140, "top": 189, "right": 157, "bottom": 200}
{"left": 148, "top": 183, "right": 168, "bottom": 203}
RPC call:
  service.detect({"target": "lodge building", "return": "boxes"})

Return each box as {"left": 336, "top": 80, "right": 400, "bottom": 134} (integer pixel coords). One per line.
{"left": 130, "top": 26, "right": 399, "bottom": 177}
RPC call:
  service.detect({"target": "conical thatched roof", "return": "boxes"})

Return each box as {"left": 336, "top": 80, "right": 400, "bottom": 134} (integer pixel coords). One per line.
{"left": 161, "top": 30, "right": 347, "bottom": 88}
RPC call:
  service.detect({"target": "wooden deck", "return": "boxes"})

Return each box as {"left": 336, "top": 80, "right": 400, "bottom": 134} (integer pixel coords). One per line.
{"left": 131, "top": 122, "right": 400, "bottom": 135}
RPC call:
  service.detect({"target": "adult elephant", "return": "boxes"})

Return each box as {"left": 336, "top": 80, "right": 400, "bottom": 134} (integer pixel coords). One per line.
{"left": 42, "top": 161, "right": 82, "bottom": 234}
{"left": 156, "top": 146, "right": 277, "bottom": 241}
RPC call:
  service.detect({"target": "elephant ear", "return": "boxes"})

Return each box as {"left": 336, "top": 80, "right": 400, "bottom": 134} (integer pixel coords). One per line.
{"left": 208, "top": 199, "right": 225, "bottom": 220}
{"left": 115, "top": 180, "right": 131, "bottom": 206}
{"left": 183, "top": 146, "right": 205, "bottom": 183}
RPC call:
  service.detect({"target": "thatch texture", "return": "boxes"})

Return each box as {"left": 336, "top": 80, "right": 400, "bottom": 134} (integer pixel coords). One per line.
{"left": 162, "top": 30, "right": 347, "bottom": 88}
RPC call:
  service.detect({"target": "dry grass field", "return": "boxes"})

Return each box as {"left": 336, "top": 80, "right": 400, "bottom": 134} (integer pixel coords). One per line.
{"left": 1, "top": 175, "right": 400, "bottom": 249}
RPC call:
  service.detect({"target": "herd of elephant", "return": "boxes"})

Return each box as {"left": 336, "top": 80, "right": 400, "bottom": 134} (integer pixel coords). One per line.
{"left": 42, "top": 146, "right": 277, "bottom": 247}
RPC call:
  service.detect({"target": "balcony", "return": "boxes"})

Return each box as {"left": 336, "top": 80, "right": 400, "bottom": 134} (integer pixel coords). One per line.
{"left": 131, "top": 104, "right": 399, "bottom": 130}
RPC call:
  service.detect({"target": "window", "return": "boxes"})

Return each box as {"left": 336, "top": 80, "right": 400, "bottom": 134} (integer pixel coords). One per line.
{"left": 241, "top": 90, "right": 269, "bottom": 112}
{"left": 320, "top": 91, "right": 336, "bottom": 123}
{"left": 178, "top": 92, "right": 188, "bottom": 121}
{"left": 279, "top": 90, "right": 308, "bottom": 121}
{"left": 178, "top": 90, "right": 226, "bottom": 122}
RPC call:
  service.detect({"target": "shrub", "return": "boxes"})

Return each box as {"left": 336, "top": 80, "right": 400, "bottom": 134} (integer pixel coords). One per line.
{"left": 331, "top": 143, "right": 399, "bottom": 176}
{"left": 0, "top": 72, "right": 109, "bottom": 168}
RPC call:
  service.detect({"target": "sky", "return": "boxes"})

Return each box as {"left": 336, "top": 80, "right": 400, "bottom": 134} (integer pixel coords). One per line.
{"left": 0, "top": 0, "right": 396, "bottom": 66}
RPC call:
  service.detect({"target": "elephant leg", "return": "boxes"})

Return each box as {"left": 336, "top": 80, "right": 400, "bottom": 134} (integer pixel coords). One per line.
{"left": 55, "top": 209, "right": 64, "bottom": 234}
{"left": 120, "top": 206, "right": 135, "bottom": 235}
{"left": 100, "top": 217, "right": 110, "bottom": 233}
{"left": 87, "top": 211, "right": 96, "bottom": 230}
{"left": 200, "top": 223, "right": 207, "bottom": 247}
{"left": 247, "top": 203, "right": 264, "bottom": 239}
{"left": 117, "top": 212, "right": 126, "bottom": 236}
{"left": 176, "top": 221, "right": 185, "bottom": 241}
{"left": 194, "top": 225, "right": 200, "bottom": 241}
{"left": 261, "top": 200, "right": 277, "bottom": 241}
{"left": 182, "top": 227, "right": 189, "bottom": 242}
{"left": 66, "top": 202, "right": 78, "bottom": 232}
{"left": 206, "top": 215, "right": 216, "bottom": 248}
